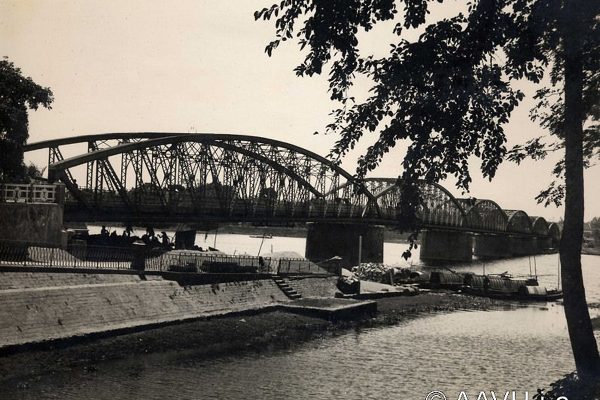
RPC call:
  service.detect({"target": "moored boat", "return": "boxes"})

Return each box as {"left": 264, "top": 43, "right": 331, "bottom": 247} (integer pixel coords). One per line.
{"left": 463, "top": 273, "right": 563, "bottom": 301}
{"left": 249, "top": 234, "right": 273, "bottom": 239}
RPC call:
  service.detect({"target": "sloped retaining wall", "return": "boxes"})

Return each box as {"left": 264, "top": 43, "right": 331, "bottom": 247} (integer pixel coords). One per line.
{"left": 284, "top": 276, "right": 340, "bottom": 298}
{"left": 0, "top": 271, "right": 288, "bottom": 350}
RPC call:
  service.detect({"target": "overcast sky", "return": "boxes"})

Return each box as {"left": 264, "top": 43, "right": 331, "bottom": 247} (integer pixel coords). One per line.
{"left": 2, "top": 1, "right": 598, "bottom": 221}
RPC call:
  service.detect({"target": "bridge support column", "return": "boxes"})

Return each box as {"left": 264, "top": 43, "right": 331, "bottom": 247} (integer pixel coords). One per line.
{"left": 509, "top": 235, "right": 537, "bottom": 256}
{"left": 528, "top": 236, "right": 538, "bottom": 254}
{"left": 305, "top": 223, "right": 384, "bottom": 267}
{"left": 175, "top": 230, "right": 196, "bottom": 249}
{"left": 473, "top": 233, "right": 511, "bottom": 259}
{"left": 419, "top": 229, "right": 472, "bottom": 264}
{"left": 537, "top": 236, "right": 552, "bottom": 253}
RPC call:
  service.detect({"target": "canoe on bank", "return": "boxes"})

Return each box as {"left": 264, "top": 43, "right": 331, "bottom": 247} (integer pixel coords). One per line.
{"left": 463, "top": 285, "right": 563, "bottom": 301}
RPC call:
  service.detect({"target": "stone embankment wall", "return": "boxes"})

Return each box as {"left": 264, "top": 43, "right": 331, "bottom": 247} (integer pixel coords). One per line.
{"left": 0, "top": 203, "right": 65, "bottom": 247}
{"left": 0, "top": 271, "right": 288, "bottom": 349}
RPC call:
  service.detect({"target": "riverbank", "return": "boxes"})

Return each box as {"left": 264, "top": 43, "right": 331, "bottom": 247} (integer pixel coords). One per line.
{"left": 0, "top": 291, "right": 505, "bottom": 385}
{"left": 582, "top": 247, "right": 600, "bottom": 256}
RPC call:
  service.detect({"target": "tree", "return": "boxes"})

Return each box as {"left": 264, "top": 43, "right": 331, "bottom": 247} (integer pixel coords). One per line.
{"left": 0, "top": 58, "right": 53, "bottom": 183}
{"left": 23, "top": 163, "right": 46, "bottom": 183}
{"left": 257, "top": 0, "right": 600, "bottom": 379}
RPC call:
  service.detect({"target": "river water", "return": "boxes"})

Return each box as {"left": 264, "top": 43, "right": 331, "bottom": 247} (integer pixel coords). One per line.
{"left": 8, "top": 232, "right": 600, "bottom": 399}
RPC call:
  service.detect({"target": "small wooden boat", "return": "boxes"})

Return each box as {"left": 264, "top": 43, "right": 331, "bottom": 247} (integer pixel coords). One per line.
{"left": 464, "top": 285, "right": 563, "bottom": 301}
{"left": 425, "top": 270, "right": 466, "bottom": 290}
{"left": 463, "top": 274, "right": 563, "bottom": 301}
{"left": 249, "top": 234, "right": 273, "bottom": 239}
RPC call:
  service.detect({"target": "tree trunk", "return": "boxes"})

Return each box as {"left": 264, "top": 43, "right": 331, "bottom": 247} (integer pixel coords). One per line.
{"left": 559, "top": 0, "right": 600, "bottom": 381}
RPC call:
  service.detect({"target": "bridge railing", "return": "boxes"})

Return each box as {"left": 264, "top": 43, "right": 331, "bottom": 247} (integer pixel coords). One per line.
{"left": 0, "top": 183, "right": 64, "bottom": 205}
{"left": 0, "top": 240, "right": 149, "bottom": 270}
{"left": 275, "top": 258, "right": 329, "bottom": 275}
{"left": 147, "top": 251, "right": 275, "bottom": 273}
{"left": 0, "top": 240, "right": 325, "bottom": 275}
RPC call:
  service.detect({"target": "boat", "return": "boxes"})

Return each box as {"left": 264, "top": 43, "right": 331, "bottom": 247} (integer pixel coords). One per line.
{"left": 463, "top": 273, "right": 563, "bottom": 301}
{"left": 249, "top": 234, "right": 273, "bottom": 239}
{"left": 425, "top": 269, "right": 466, "bottom": 290}
{"left": 460, "top": 255, "right": 563, "bottom": 302}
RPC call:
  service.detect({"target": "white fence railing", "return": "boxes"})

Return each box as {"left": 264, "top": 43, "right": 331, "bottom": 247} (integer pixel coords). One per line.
{"left": 0, "top": 184, "right": 63, "bottom": 204}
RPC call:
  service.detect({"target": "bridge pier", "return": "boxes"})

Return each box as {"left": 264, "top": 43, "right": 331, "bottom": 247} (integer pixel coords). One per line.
{"left": 419, "top": 229, "right": 472, "bottom": 264}
{"left": 175, "top": 230, "right": 196, "bottom": 249}
{"left": 509, "top": 235, "right": 537, "bottom": 256}
{"left": 473, "top": 233, "right": 511, "bottom": 259}
{"left": 305, "top": 223, "right": 384, "bottom": 267}
{"left": 537, "top": 236, "right": 553, "bottom": 252}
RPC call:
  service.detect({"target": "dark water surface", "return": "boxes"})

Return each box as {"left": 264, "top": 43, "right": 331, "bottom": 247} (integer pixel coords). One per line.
{"left": 6, "top": 234, "right": 600, "bottom": 399}
{"left": 6, "top": 306, "right": 594, "bottom": 400}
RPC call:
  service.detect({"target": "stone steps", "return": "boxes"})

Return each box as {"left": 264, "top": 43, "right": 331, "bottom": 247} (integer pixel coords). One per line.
{"left": 272, "top": 277, "right": 302, "bottom": 300}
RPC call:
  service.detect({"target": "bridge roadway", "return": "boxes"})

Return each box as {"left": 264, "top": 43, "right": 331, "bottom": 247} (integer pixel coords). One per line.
{"left": 23, "top": 132, "right": 561, "bottom": 265}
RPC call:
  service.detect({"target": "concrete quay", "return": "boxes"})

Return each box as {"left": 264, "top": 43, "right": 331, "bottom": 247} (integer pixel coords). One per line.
{"left": 0, "top": 268, "right": 362, "bottom": 352}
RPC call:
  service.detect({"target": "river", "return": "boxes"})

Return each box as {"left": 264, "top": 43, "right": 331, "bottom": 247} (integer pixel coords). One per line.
{"left": 13, "top": 230, "right": 599, "bottom": 399}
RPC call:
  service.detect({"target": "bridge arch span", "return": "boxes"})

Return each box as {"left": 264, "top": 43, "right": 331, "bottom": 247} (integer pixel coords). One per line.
{"left": 46, "top": 133, "right": 380, "bottom": 223}
{"left": 548, "top": 223, "right": 561, "bottom": 246}
{"left": 458, "top": 199, "right": 508, "bottom": 232}
{"left": 24, "top": 132, "right": 174, "bottom": 152}
{"left": 365, "top": 178, "right": 466, "bottom": 228}
{"left": 530, "top": 216, "right": 549, "bottom": 236}
{"left": 505, "top": 210, "right": 532, "bottom": 234}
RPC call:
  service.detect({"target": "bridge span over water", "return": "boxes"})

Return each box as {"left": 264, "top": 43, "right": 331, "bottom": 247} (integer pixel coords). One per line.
{"left": 24, "top": 133, "right": 560, "bottom": 264}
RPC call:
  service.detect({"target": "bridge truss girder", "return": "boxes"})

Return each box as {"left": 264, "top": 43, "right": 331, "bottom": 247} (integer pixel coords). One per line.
{"left": 24, "top": 133, "right": 560, "bottom": 238}
{"left": 45, "top": 134, "right": 378, "bottom": 224}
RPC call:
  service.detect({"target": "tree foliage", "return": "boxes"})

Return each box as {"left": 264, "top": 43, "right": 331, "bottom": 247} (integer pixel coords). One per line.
{"left": 259, "top": 1, "right": 557, "bottom": 185}
{"left": 0, "top": 58, "right": 53, "bottom": 183}
{"left": 258, "top": 0, "right": 600, "bottom": 380}
{"left": 507, "top": 11, "right": 599, "bottom": 206}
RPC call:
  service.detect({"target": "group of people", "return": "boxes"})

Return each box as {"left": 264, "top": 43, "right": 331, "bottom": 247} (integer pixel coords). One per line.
{"left": 99, "top": 225, "right": 172, "bottom": 248}
{"left": 140, "top": 227, "right": 171, "bottom": 248}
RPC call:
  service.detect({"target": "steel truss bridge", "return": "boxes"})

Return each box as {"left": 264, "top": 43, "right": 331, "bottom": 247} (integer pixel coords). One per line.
{"left": 24, "top": 133, "right": 560, "bottom": 241}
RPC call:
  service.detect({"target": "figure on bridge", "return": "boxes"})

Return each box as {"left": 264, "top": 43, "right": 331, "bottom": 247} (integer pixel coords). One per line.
{"left": 160, "top": 231, "right": 170, "bottom": 248}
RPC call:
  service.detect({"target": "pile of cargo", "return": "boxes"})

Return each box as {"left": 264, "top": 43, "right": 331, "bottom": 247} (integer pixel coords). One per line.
{"left": 351, "top": 263, "right": 425, "bottom": 285}
{"left": 351, "top": 262, "right": 391, "bottom": 282}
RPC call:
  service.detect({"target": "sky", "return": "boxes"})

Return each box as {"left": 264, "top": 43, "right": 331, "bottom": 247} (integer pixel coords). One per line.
{"left": 1, "top": 0, "right": 598, "bottom": 221}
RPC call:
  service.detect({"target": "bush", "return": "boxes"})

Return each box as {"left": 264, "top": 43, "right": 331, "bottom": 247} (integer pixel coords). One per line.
{"left": 539, "top": 372, "right": 600, "bottom": 400}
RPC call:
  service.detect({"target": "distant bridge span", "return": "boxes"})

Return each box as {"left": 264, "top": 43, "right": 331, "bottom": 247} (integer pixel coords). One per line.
{"left": 24, "top": 133, "right": 560, "bottom": 247}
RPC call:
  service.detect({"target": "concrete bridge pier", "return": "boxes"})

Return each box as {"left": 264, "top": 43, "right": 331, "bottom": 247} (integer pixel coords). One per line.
{"left": 305, "top": 223, "right": 384, "bottom": 267}
{"left": 473, "top": 233, "right": 511, "bottom": 259}
{"left": 175, "top": 230, "right": 196, "bottom": 249}
{"left": 419, "top": 229, "right": 473, "bottom": 264}
{"left": 528, "top": 237, "right": 538, "bottom": 254}
{"left": 537, "top": 236, "right": 553, "bottom": 253}
{"left": 509, "top": 235, "right": 537, "bottom": 256}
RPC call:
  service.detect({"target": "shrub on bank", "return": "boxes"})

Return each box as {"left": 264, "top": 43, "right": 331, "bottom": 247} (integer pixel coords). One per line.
{"left": 539, "top": 372, "right": 600, "bottom": 399}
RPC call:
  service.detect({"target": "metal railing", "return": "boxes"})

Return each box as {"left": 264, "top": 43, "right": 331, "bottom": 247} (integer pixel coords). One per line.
{"left": 275, "top": 258, "right": 328, "bottom": 275}
{"left": 0, "top": 184, "right": 64, "bottom": 204}
{"left": 148, "top": 252, "right": 275, "bottom": 273}
{"left": 0, "top": 241, "right": 153, "bottom": 270}
{"left": 0, "top": 240, "right": 327, "bottom": 275}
